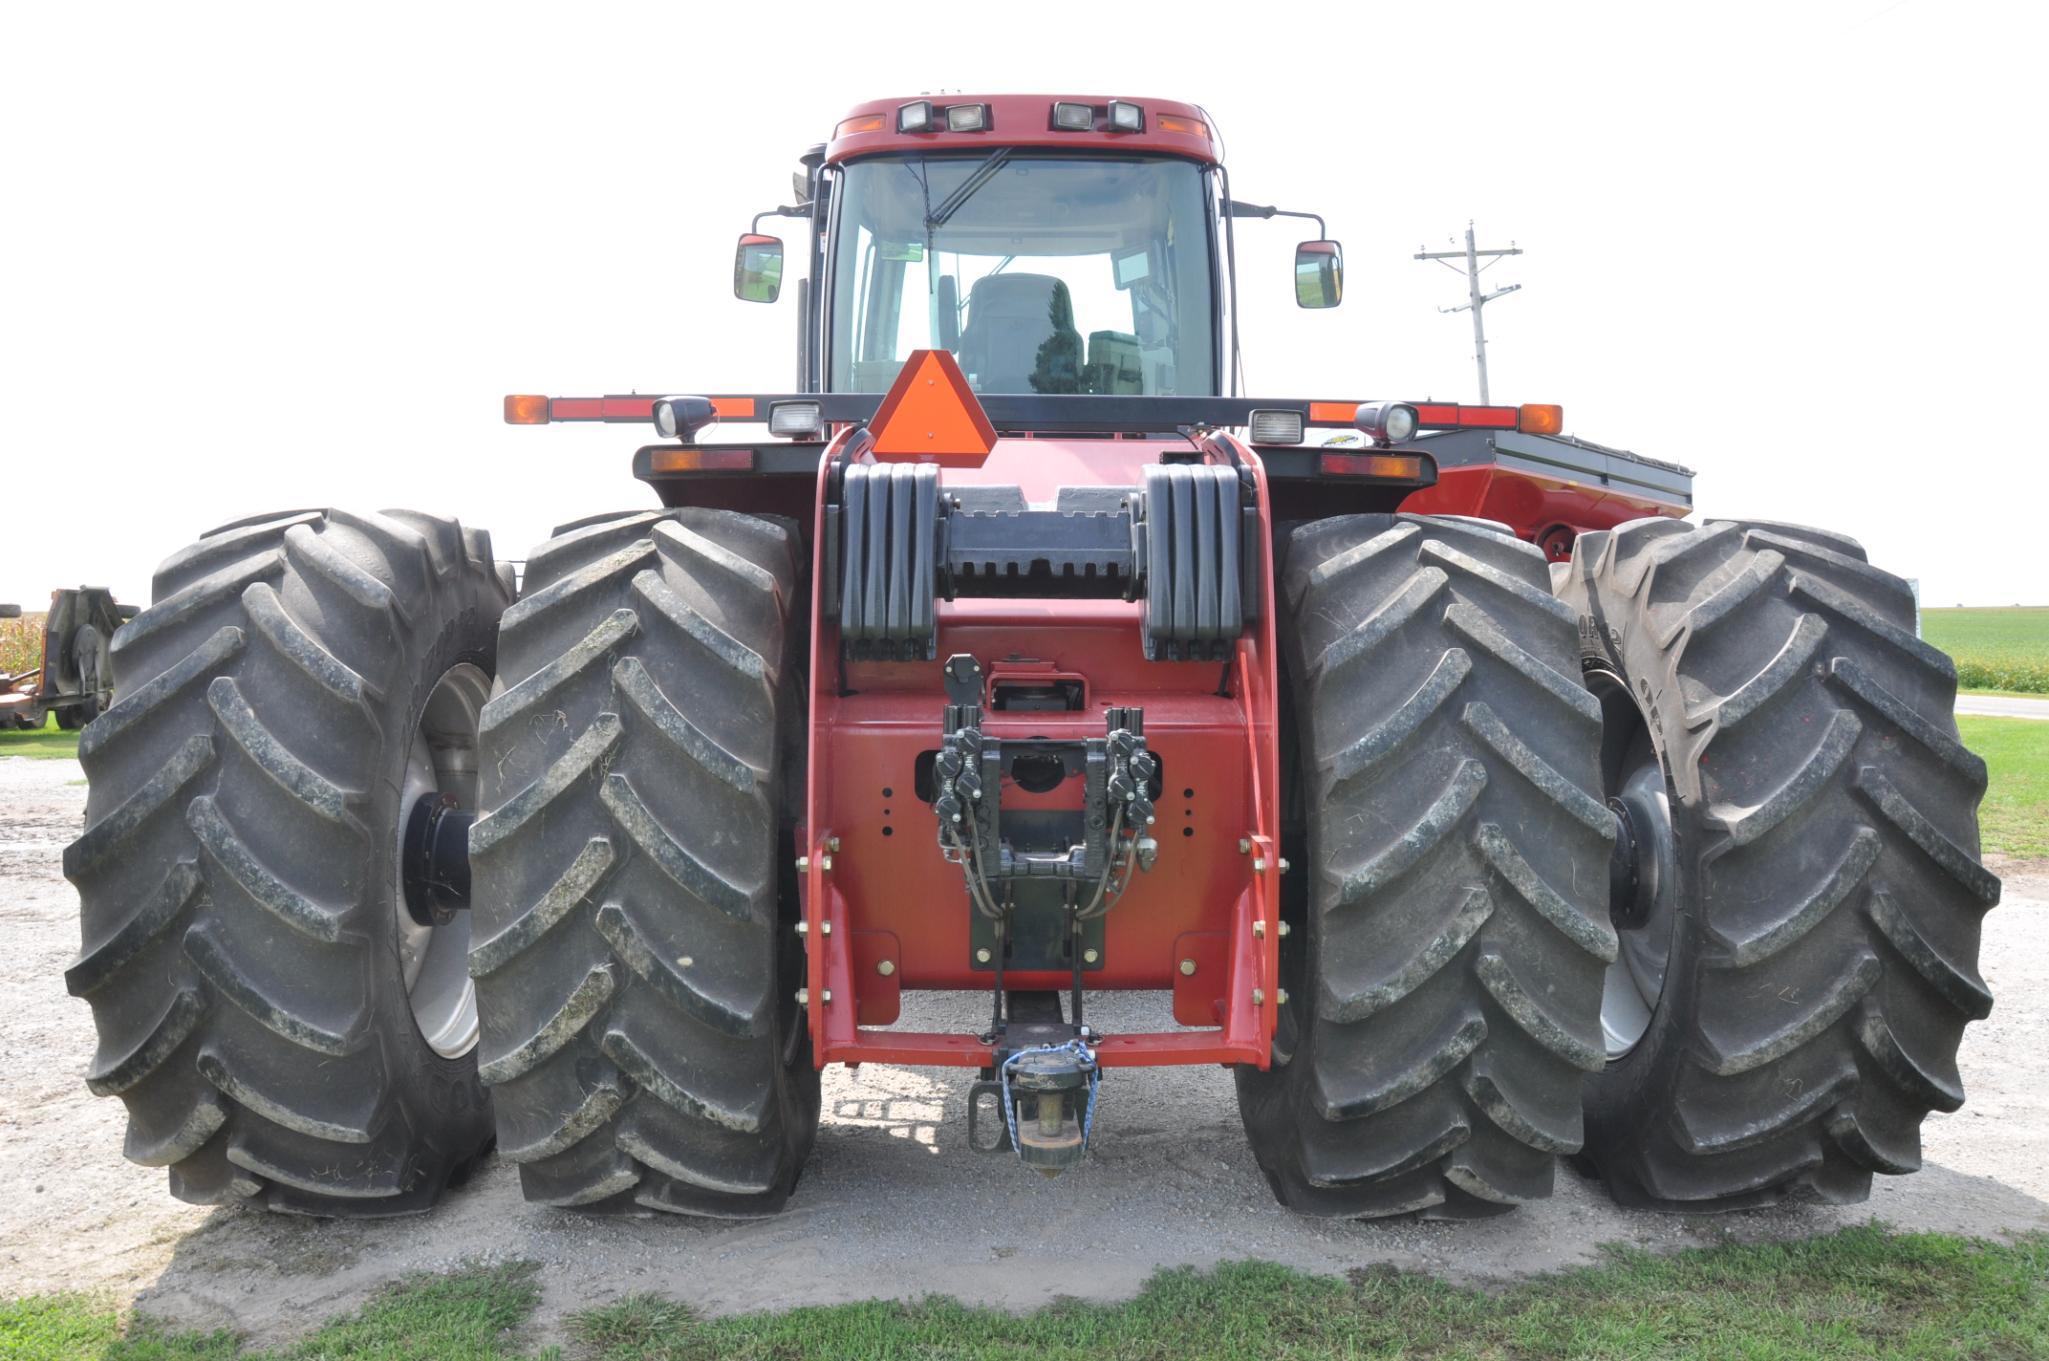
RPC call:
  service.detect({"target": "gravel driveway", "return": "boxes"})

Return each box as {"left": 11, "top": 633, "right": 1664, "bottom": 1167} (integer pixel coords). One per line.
{"left": 4, "top": 753, "right": 2045, "bottom": 1346}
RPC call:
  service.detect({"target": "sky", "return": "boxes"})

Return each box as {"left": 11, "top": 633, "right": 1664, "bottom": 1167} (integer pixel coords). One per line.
{"left": 2, "top": 2, "right": 2041, "bottom": 609}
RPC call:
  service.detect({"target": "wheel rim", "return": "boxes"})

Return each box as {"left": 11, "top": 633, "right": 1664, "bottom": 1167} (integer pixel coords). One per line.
{"left": 394, "top": 662, "right": 490, "bottom": 1059}
{"left": 1589, "top": 670, "right": 1681, "bottom": 1061}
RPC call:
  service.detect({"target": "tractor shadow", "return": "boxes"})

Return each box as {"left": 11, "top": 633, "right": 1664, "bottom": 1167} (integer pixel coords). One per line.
{"left": 123, "top": 1067, "right": 2049, "bottom": 1348}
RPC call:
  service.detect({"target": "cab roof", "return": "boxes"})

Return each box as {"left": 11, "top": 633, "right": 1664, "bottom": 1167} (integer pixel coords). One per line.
{"left": 824, "top": 95, "right": 1220, "bottom": 166}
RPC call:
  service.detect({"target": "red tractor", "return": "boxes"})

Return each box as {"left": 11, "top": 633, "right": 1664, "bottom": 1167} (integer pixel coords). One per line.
{"left": 68, "top": 95, "right": 1994, "bottom": 1222}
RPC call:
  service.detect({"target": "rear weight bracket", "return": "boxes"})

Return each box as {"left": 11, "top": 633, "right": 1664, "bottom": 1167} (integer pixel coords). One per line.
{"left": 835, "top": 463, "right": 1255, "bottom": 661}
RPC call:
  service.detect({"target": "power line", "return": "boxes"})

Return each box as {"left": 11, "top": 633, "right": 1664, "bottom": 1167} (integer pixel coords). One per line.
{"left": 1415, "top": 222, "right": 1522, "bottom": 403}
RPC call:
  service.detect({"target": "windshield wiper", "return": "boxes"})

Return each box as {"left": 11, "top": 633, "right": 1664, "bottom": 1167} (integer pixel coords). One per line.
{"left": 925, "top": 148, "right": 1014, "bottom": 230}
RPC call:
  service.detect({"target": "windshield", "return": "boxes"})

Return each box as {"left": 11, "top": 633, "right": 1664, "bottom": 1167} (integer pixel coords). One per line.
{"left": 827, "top": 154, "right": 1216, "bottom": 396}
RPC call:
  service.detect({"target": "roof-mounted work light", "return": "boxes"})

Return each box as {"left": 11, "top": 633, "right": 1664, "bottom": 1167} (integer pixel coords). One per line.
{"left": 1106, "top": 100, "right": 1144, "bottom": 132}
{"left": 1051, "top": 101, "right": 1093, "bottom": 130}
{"left": 945, "top": 102, "right": 990, "bottom": 132}
{"left": 898, "top": 100, "right": 933, "bottom": 133}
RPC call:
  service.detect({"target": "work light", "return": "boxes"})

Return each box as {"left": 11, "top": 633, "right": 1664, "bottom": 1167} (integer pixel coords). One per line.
{"left": 1353, "top": 402, "right": 1419, "bottom": 447}
{"left": 898, "top": 100, "right": 933, "bottom": 133}
{"left": 769, "top": 400, "right": 824, "bottom": 439}
{"left": 946, "top": 103, "right": 990, "bottom": 132}
{"left": 1107, "top": 100, "right": 1143, "bottom": 132}
{"left": 653, "top": 395, "right": 717, "bottom": 442}
{"left": 1249, "top": 410, "right": 1305, "bottom": 445}
{"left": 1051, "top": 101, "right": 1093, "bottom": 130}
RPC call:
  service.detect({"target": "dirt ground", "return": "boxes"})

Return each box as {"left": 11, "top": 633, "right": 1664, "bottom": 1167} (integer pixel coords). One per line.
{"left": 4, "top": 753, "right": 2046, "bottom": 1347}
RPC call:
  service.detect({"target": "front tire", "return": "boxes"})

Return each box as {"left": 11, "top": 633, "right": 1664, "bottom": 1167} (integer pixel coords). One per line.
{"left": 470, "top": 508, "right": 819, "bottom": 1216}
{"left": 65, "top": 509, "right": 511, "bottom": 1214}
{"left": 1559, "top": 518, "right": 2000, "bottom": 1208}
{"left": 1237, "top": 514, "right": 1615, "bottom": 1217}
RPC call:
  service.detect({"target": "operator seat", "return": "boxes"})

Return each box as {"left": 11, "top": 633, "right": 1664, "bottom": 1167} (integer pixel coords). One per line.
{"left": 956, "top": 273, "right": 1083, "bottom": 393}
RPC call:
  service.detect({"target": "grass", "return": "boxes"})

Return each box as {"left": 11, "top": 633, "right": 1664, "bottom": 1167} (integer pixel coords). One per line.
{"left": 1923, "top": 606, "right": 2049, "bottom": 694}
{"left": 1960, "top": 714, "right": 2049, "bottom": 859}
{"left": 4, "top": 1228, "right": 2045, "bottom": 1360}
{"left": 0, "top": 709, "right": 82, "bottom": 759}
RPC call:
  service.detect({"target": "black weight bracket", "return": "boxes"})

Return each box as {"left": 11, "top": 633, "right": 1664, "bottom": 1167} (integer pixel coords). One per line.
{"left": 836, "top": 464, "right": 1256, "bottom": 662}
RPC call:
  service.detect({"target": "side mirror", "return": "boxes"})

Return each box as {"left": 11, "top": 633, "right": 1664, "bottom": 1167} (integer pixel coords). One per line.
{"left": 734, "top": 234, "right": 785, "bottom": 304}
{"left": 1294, "top": 240, "right": 1343, "bottom": 309}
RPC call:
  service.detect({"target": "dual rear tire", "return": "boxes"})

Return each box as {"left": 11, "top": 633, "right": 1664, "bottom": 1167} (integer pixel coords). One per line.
{"left": 1243, "top": 512, "right": 1998, "bottom": 1217}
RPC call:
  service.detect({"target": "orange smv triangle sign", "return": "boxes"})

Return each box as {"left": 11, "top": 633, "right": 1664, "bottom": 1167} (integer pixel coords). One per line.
{"left": 869, "top": 350, "right": 999, "bottom": 466}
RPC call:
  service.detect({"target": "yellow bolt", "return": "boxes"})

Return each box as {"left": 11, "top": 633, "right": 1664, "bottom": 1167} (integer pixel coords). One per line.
{"left": 1252, "top": 988, "right": 1266, "bottom": 1006}
{"left": 1252, "top": 857, "right": 1267, "bottom": 873}
{"left": 795, "top": 988, "right": 809, "bottom": 1005}
{"left": 976, "top": 947, "right": 993, "bottom": 964}
{"left": 1278, "top": 921, "right": 1292, "bottom": 938}
{"left": 877, "top": 959, "right": 896, "bottom": 977}
{"left": 1083, "top": 948, "right": 1100, "bottom": 965}
{"left": 1252, "top": 920, "right": 1266, "bottom": 939}
{"left": 1276, "top": 989, "right": 1290, "bottom": 1006}
{"left": 828, "top": 836, "right": 842, "bottom": 853}
{"left": 1178, "top": 958, "right": 1197, "bottom": 977}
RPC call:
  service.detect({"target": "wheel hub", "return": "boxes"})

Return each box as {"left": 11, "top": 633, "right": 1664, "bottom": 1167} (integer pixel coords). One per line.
{"left": 1600, "top": 761, "right": 1679, "bottom": 1059}
{"left": 393, "top": 663, "right": 489, "bottom": 1060}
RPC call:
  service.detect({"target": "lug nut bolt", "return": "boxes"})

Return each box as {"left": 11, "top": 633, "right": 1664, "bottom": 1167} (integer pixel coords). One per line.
{"left": 877, "top": 959, "right": 895, "bottom": 976}
{"left": 822, "top": 990, "right": 832, "bottom": 1003}
{"left": 1252, "top": 920, "right": 1266, "bottom": 939}
{"left": 1277, "top": 858, "right": 1291, "bottom": 875}
{"left": 1276, "top": 989, "right": 1290, "bottom": 1006}
{"left": 1178, "top": 958, "right": 1197, "bottom": 976}
{"left": 796, "top": 855, "right": 810, "bottom": 872}
{"left": 821, "top": 855, "right": 833, "bottom": 872}
{"left": 796, "top": 988, "right": 809, "bottom": 1005}
{"left": 821, "top": 921, "right": 832, "bottom": 935}
{"left": 1252, "top": 857, "right": 1267, "bottom": 873}
{"left": 796, "top": 920, "right": 808, "bottom": 935}
{"left": 1252, "top": 988, "right": 1266, "bottom": 1006}
{"left": 1238, "top": 837, "right": 1251, "bottom": 854}
{"left": 1278, "top": 921, "right": 1292, "bottom": 937}
{"left": 828, "top": 836, "right": 842, "bottom": 852}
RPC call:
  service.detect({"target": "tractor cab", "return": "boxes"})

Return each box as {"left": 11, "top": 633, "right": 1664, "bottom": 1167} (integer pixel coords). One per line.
{"left": 735, "top": 95, "right": 1339, "bottom": 399}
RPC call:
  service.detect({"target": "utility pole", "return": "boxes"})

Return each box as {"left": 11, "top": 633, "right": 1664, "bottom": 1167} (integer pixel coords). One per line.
{"left": 1415, "top": 223, "right": 1522, "bottom": 403}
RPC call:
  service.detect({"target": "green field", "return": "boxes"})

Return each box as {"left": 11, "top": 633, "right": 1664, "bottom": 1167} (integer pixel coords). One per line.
{"left": 1923, "top": 606, "right": 2049, "bottom": 694}
{"left": 4, "top": 1228, "right": 2045, "bottom": 1361}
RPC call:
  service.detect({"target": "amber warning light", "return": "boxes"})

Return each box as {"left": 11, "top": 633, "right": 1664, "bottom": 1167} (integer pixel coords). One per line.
{"left": 504, "top": 394, "right": 549, "bottom": 425}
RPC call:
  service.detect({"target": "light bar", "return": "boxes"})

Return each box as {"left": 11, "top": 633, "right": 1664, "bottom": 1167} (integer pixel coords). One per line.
{"left": 1107, "top": 100, "right": 1144, "bottom": 133}
{"left": 1248, "top": 409, "right": 1304, "bottom": 445}
{"left": 898, "top": 100, "right": 933, "bottom": 133}
{"left": 945, "top": 103, "right": 989, "bottom": 132}
{"left": 1051, "top": 101, "right": 1093, "bottom": 131}
{"left": 768, "top": 400, "right": 823, "bottom": 438}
